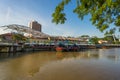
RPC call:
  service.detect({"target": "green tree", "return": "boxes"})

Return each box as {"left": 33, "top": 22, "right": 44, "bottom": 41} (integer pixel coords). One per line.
{"left": 12, "top": 33, "right": 27, "bottom": 42}
{"left": 81, "top": 35, "right": 89, "bottom": 38}
{"left": 90, "top": 36, "right": 100, "bottom": 44}
{"left": 104, "top": 30, "right": 117, "bottom": 44}
{"left": 52, "top": 0, "right": 120, "bottom": 32}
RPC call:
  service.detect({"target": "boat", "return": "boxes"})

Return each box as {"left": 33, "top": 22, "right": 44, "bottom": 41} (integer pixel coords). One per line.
{"left": 56, "top": 43, "right": 79, "bottom": 52}
{"left": 68, "top": 44, "right": 79, "bottom": 51}
{"left": 55, "top": 43, "right": 66, "bottom": 52}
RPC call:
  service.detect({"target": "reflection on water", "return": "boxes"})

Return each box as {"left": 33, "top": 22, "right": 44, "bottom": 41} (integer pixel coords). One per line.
{"left": 0, "top": 48, "right": 120, "bottom": 80}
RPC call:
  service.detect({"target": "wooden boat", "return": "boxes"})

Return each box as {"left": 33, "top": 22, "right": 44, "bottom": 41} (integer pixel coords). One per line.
{"left": 56, "top": 43, "right": 79, "bottom": 52}
{"left": 68, "top": 44, "right": 79, "bottom": 51}
{"left": 56, "top": 46, "right": 64, "bottom": 52}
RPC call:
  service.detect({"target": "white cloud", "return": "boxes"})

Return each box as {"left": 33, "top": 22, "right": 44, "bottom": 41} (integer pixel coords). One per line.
{"left": 6, "top": 7, "right": 12, "bottom": 22}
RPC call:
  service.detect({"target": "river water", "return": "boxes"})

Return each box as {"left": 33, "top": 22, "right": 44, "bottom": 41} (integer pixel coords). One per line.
{"left": 0, "top": 48, "right": 120, "bottom": 80}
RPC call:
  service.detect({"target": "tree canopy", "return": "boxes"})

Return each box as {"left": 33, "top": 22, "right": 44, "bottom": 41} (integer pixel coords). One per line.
{"left": 52, "top": 0, "right": 120, "bottom": 33}
{"left": 81, "top": 35, "right": 89, "bottom": 38}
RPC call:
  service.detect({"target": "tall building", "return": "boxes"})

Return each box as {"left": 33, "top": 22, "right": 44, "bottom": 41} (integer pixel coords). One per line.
{"left": 29, "top": 20, "right": 42, "bottom": 32}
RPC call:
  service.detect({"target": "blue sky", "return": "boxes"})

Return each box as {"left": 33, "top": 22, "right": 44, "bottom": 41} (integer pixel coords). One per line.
{"left": 0, "top": 0, "right": 107, "bottom": 37}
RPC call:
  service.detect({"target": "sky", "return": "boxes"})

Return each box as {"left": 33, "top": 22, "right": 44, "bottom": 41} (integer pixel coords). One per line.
{"left": 0, "top": 0, "right": 110, "bottom": 37}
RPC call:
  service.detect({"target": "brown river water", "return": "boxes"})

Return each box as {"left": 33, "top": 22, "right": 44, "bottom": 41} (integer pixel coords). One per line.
{"left": 0, "top": 48, "right": 120, "bottom": 80}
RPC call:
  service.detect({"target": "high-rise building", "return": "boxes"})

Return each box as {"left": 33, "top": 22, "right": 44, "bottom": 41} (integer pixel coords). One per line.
{"left": 29, "top": 20, "right": 42, "bottom": 32}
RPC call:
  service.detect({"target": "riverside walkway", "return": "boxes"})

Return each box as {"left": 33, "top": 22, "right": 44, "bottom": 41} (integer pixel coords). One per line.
{"left": 0, "top": 43, "right": 120, "bottom": 53}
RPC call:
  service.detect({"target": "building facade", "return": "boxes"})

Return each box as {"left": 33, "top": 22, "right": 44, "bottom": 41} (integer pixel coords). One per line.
{"left": 29, "top": 20, "right": 42, "bottom": 32}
